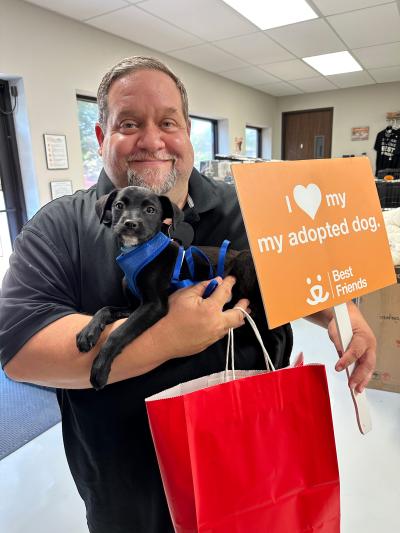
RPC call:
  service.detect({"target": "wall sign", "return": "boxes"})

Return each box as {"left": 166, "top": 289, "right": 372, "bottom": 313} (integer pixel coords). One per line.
{"left": 44, "top": 134, "right": 69, "bottom": 169}
{"left": 351, "top": 127, "right": 369, "bottom": 141}
{"left": 232, "top": 157, "right": 396, "bottom": 328}
{"left": 50, "top": 180, "right": 73, "bottom": 199}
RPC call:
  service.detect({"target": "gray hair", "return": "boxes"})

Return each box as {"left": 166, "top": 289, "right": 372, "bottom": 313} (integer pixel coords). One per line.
{"left": 97, "top": 56, "right": 189, "bottom": 129}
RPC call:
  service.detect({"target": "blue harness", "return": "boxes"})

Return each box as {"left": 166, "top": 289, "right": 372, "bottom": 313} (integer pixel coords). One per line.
{"left": 116, "top": 232, "right": 231, "bottom": 301}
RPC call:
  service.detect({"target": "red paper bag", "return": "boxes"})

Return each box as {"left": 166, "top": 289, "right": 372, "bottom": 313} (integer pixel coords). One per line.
{"left": 146, "top": 315, "right": 340, "bottom": 532}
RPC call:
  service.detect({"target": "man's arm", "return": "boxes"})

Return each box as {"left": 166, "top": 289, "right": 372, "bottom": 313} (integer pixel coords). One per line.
{"left": 306, "top": 301, "right": 376, "bottom": 393}
{"left": 4, "top": 277, "right": 248, "bottom": 389}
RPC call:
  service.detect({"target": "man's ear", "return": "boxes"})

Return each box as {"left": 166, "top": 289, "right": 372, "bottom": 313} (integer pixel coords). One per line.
{"left": 159, "top": 196, "right": 184, "bottom": 230}
{"left": 95, "top": 190, "right": 118, "bottom": 224}
{"left": 95, "top": 123, "right": 104, "bottom": 157}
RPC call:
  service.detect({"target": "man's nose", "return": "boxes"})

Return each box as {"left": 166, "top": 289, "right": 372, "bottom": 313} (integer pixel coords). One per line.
{"left": 136, "top": 124, "right": 166, "bottom": 152}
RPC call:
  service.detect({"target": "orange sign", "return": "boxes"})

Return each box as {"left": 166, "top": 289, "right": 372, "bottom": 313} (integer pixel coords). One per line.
{"left": 232, "top": 157, "right": 396, "bottom": 328}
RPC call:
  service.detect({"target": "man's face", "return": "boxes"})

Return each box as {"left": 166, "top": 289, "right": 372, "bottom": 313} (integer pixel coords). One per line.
{"left": 96, "top": 70, "right": 194, "bottom": 195}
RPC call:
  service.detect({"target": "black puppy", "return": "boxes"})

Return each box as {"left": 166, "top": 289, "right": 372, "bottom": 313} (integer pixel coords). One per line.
{"left": 76, "top": 186, "right": 261, "bottom": 390}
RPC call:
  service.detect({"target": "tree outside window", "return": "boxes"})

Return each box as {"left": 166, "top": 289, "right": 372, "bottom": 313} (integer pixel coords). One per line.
{"left": 245, "top": 126, "right": 262, "bottom": 158}
{"left": 190, "top": 116, "right": 218, "bottom": 169}
{"left": 77, "top": 96, "right": 103, "bottom": 189}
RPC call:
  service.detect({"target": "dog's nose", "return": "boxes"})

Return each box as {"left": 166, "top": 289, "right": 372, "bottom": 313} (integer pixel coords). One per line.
{"left": 124, "top": 220, "right": 140, "bottom": 230}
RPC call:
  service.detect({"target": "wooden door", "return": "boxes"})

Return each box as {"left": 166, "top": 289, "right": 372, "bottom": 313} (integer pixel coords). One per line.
{"left": 282, "top": 108, "right": 333, "bottom": 160}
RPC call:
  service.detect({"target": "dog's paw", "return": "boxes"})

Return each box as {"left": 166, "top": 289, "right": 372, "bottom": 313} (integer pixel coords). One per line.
{"left": 90, "top": 352, "right": 111, "bottom": 390}
{"left": 76, "top": 326, "right": 101, "bottom": 353}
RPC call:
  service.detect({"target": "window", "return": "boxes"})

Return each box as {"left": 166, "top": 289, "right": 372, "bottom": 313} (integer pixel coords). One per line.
{"left": 76, "top": 95, "right": 103, "bottom": 188}
{"left": 190, "top": 116, "right": 218, "bottom": 169}
{"left": 245, "top": 126, "right": 262, "bottom": 158}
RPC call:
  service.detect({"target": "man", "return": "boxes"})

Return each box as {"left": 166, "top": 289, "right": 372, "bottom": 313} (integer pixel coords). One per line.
{"left": 0, "top": 56, "right": 376, "bottom": 532}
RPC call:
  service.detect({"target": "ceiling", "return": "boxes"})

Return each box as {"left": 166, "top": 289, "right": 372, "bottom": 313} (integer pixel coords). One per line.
{"left": 26, "top": 0, "right": 400, "bottom": 97}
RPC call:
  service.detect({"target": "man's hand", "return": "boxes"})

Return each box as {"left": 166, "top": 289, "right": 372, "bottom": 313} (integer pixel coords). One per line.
{"left": 150, "top": 275, "right": 250, "bottom": 359}
{"left": 308, "top": 302, "right": 376, "bottom": 393}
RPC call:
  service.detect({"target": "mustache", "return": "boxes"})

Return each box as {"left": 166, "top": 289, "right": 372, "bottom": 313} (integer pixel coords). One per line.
{"left": 127, "top": 152, "right": 177, "bottom": 162}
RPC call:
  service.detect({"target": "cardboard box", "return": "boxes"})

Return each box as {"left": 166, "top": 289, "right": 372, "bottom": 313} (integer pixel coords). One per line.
{"left": 358, "top": 266, "right": 400, "bottom": 393}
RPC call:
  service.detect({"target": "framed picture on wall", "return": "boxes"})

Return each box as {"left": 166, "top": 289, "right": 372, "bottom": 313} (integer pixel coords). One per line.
{"left": 44, "top": 134, "right": 69, "bottom": 169}
{"left": 50, "top": 180, "right": 73, "bottom": 199}
{"left": 351, "top": 127, "right": 369, "bottom": 141}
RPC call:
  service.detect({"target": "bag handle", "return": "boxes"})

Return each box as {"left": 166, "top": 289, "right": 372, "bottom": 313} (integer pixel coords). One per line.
{"left": 225, "top": 307, "right": 276, "bottom": 381}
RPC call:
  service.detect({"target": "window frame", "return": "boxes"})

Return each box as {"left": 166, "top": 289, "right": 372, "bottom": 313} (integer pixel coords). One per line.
{"left": 189, "top": 114, "right": 219, "bottom": 160}
{"left": 245, "top": 125, "right": 262, "bottom": 158}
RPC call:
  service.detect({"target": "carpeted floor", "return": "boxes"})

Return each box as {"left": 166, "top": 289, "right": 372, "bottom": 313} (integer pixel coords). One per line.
{"left": 0, "top": 367, "right": 61, "bottom": 460}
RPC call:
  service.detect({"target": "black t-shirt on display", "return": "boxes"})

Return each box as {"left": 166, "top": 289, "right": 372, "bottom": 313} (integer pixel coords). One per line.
{"left": 0, "top": 169, "right": 293, "bottom": 533}
{"left": 374, "top": 127, "right": 400, "bottom": 175}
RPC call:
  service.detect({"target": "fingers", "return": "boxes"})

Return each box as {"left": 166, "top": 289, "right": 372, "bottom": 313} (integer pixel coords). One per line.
{"left": 334, "top": 333, "right": 376, "bottom": 394}
{"left": 208, "top": 275, "right": 236, "bottom": 306}
{"left": 223, "top": 299, "right": 250, "bottom": 329}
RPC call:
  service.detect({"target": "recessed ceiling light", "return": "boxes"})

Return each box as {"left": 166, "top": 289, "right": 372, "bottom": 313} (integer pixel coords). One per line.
{"left": 303, "top": 51, "right": 363, "bottom": 76}
{"left": 221, "top": 0, "right": 318, "bottom": 30}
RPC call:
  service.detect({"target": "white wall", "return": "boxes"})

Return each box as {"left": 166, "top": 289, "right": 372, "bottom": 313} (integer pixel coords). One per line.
{"left": 0, "top": 0, "right": 276, "bottom": 211}
{"left": 274, "top": 82, "right": 400, "bottom": 175}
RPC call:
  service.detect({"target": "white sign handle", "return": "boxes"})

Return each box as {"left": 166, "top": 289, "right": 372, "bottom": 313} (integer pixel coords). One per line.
{"left": 333, "top": 303, "right": 372, "bottom": 435}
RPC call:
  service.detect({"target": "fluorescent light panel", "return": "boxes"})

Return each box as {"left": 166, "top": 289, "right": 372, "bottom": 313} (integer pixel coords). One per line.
{"left": 222, "top": 0, "right": 318, "bottom": 30}
{"left": 303, "top": 51, "right": 363, "bottom": 76}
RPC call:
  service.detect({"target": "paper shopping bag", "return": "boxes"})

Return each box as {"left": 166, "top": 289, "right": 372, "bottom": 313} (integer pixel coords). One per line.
{"left": 146, "top": 314, "right": 340, "bottom": 532}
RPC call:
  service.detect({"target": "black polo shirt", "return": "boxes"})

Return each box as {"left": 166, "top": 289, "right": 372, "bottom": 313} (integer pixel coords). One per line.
{"left": 0, "top": 169, "right": 292, "bottom": 533}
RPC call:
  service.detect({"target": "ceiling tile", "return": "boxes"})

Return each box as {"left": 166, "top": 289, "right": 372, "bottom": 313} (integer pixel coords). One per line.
{"left": 214, "top": 32, "right": 295, "bottom": 65}
{"left": 326, "top": 70, "right": 375, "bottom": 88}
{"left": 352, "top": 42, "right": 400, "bottom": 69}
{"left": 26, "top": 0, "right": 130, "bottom": 21}
{"left": 291, "top": 77, "right": 337, "bottom": 92}
{"left": 327, "top": 4, "right": 400, "bottom": 49}
{"left": 312, "top": 0, "right": 392, "bottom": 16}
{"left": 220, "top": 67, "right": 280, "bottom": 85}
{"left": 368, "top": 65, "right": 400, "bottom": 83}
{"left": 260, "top": 59, "right": 319, "bottom": 81}
{"left": 168, "top": 44, "right": 247, "bottom": 73}
{"left": 257, "top": 81, "right": 303, "bottom": 96}
{"left": 87, "top": 5, "right": 202, "bottom": 51}
{"left": 265, "top": 19, "right": 345, "bottom": 57}
{"left": 137, "top": 0, "right": 258, "bottom": 41}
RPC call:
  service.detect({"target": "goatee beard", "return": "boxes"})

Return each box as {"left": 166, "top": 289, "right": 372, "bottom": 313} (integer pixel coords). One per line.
{"left": 127, "top": 166, "right": 178, "bottom": 195}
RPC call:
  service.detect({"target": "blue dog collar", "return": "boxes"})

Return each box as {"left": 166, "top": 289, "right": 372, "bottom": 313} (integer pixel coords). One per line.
{"left": 116, "top": 232, "right": 231, "bottom": 300}
{"left": 116, "top": 232, "right": 171, "bottom": 300}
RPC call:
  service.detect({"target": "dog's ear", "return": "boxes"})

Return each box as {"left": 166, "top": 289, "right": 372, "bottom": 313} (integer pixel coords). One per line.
{"left": 159, "top": 195, "right": 184, "bottom": 230}
{"left": 95, "top": 190, "right": 119, "bottom": 224}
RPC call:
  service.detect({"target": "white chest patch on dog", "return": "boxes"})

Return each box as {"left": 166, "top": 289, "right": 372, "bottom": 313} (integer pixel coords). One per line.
{"left": 122, "top": 236, "right": 139, "bottom": 247}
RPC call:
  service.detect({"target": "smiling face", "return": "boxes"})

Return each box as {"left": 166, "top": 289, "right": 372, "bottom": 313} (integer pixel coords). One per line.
{"left": 111, "top": 187, "right": 165, "bottom": 247}
{"left": 96, "top": 69, "right": 194, "bottom": 203}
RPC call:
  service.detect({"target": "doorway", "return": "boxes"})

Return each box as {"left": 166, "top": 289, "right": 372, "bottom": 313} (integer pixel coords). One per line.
{"left": 282, "top": 108, "right": 333, "bottom": 160}
{"left": 0, "top": 80, "right": 27, "bottom": 284}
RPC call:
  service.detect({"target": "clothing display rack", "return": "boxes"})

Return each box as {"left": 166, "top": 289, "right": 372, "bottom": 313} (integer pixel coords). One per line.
{"left": 373, "top": 112, "right": 400, "bottom": 177}
{"left": 374, "top": 112, "right": 400, "bottom": 208}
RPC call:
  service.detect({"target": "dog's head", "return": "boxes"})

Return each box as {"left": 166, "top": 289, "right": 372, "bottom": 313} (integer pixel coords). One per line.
{"left": 95, "top": 186, "right": 184, "bottom": 247}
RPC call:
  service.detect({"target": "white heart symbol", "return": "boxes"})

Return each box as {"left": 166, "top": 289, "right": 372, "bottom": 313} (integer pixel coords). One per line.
{"left": 293, "top": 184, "right": 322, "bottom": 220}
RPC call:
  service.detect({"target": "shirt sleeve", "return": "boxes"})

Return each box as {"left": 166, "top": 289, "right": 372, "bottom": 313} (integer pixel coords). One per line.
{"left": 0, "top": 227, "right": 79, "bottom": 368}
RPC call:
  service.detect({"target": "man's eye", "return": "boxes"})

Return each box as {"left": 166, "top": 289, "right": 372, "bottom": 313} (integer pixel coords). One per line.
{"left": 162, "top": 120, "right": 175, "bottom": 129}
{"left": 115, "top": 202, "right": 124, "bottom": 210}
{"left": 121, "top": 121, "right": 137, "bottom": 129}
{"left": 145, "top": 206, "right": 156, "bottom": 214}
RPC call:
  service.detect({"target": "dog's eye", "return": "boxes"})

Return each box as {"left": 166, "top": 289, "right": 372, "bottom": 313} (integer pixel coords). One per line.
{"left": 145, "top": 206, "right": 156, "bottom": 214}
{"left": 114, "top": 201, "right": 124, "bottom": 210}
